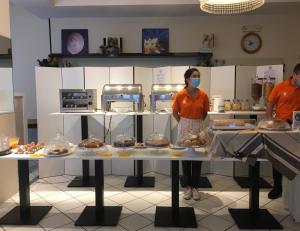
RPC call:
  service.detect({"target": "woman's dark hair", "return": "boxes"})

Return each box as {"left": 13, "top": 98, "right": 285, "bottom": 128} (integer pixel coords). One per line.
{"left": 293, "top": 63, "right": 300, "bottom": 75}
{"left": 184, "top": 68, "right": 200, "bottom": 88}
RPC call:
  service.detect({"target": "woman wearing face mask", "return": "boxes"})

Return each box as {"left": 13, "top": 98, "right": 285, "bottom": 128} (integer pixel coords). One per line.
{"left": 172, "top": 68, "right": 209, "bottom": 200}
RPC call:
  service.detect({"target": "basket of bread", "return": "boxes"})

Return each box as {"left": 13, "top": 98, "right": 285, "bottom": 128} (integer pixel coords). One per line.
{"left": 257, "top": 118, "right": 291, "bottom": 131}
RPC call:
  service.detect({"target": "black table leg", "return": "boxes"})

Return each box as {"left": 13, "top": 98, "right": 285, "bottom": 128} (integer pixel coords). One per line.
{"left": 155, "top": 160, "right": 197, "bottom": 228}
{"left": 124, "top": 115, "right": 155, "bottom": 187}
{"left": 68, "top": 116, "right": 95, "bottom": 187}
{"left": 229, "top": 162, "right": 283, "bottom": 229}
{"left": 75, "top": 160, "right": 122, "bottom": 226}
{"left": 0, "top": 160, "right": 52, "bottom": 225}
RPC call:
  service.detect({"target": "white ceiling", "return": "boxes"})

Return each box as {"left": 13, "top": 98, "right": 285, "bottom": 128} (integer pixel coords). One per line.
{"left": 10, "top": 0, "right": 300, "bottom": 18}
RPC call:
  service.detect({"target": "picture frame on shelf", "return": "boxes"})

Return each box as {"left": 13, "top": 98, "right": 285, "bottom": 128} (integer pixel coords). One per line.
{"left": 62, "top": 29, "right": 89, "bottom": 55}
{"left": 142, "top": 28, "right": 169, "bottom": 54}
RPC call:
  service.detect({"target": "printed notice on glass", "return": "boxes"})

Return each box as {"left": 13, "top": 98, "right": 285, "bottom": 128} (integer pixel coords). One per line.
{"left": 153, "top": 67, "right": 171, "bottom": 84}
{"left": 292, "top": 111, "right": 300, "bottom": 130}
{"left": 256, "top": 65, "right": 284, "bottom": 83}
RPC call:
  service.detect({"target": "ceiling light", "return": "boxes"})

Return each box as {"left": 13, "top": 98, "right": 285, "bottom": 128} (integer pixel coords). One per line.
{"left": 199, "top": 0, "right": 265, "bottom": 15}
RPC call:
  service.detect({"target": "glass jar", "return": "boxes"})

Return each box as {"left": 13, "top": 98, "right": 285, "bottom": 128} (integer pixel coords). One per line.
{"left": 232, "top": 99, "right": 241, "bottom": 111}
{"left": 224, "top": 100, "right": 232, "bottom": 111}
{"left": 241, "top": 99, "right": 251, "bottom": 111}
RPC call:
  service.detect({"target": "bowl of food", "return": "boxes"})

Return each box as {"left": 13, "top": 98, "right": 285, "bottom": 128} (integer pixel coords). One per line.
{"left": 177, "top": 131, "right": 207, "bottom": 148}
{"left": 145, "top": 133, "right": 170, "bottom": 148}
{"left": 113, "top": 134, "right": 136, "bottom": 148}
{"left": 44, "top": 133, "right": 72, "bottom": 156}
{"left": 0, "top": 136, "right": 10, "bottom": 156}
{"left": 257, "top": 118, "right": 291, "bottom": 131}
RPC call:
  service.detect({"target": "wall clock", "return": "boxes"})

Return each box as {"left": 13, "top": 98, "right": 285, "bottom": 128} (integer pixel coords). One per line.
{"left": 241, "top": 32, "right": 262, "bottom": 54}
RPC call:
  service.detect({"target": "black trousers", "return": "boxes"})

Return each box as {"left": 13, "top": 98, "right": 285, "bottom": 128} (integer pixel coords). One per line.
{"left": 273, "top": 167, "right": 282, "bottom": 189}
{"left": 182, "top": 161, "right": 202, "bottom": 188}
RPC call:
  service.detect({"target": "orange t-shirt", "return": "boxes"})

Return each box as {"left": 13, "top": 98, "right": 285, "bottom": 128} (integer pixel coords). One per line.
{"left": 268, "top": 76, "right": 300, "bottom": 121}
{"left": 172, "top": 88, "right": 209, "bottom": 120}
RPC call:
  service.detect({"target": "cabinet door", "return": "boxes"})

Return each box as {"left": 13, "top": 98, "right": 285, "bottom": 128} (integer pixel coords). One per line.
{"left": 134, "top": 67, "right": 154, "bottom": 173}
{"left": 171, "top": 66, "right": 188, "bottom": 84}
{"left": 85, "top": 67, "right": 111, "bottom": 175}
{"left": 210, "top": 66, "right": 235, "bottom": 99}
{"left": 62, "top": 67, "right": 85, "bottom": 176}
{"left": 109, "top": 67, "right": 135, "bottom": 175}
{"left": 35, "top": 67, "right": 64, "bottom": 177}
{"left": 0, "top": 68, "right": 14, "bottom": 112}
{"left": 153, "top": 66, "right": 171, "bottom": 84}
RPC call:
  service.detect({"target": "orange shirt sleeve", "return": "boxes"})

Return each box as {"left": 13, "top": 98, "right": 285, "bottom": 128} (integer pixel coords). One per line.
{"left": 204, "top": 93, "right": 210, "bottom": 113}
{"left": 268, "top": 85, "right": 280, "bottom": 104}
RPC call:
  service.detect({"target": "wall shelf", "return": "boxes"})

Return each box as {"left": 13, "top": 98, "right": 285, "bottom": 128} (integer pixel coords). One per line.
{"left": 49, "top": 52, "right": 212, "bottom": 59}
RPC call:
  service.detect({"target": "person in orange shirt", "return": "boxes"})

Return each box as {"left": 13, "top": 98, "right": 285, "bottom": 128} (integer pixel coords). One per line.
{"left": 172, "top": 68, "right": 209, "bottom": 200}
{"left": 266, "top": 63, "right": 300, "bottom": 199}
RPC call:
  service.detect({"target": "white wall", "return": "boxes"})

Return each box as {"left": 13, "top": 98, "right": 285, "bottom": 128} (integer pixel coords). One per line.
{"left": 50, "top": 15, "right": 300, "bottom": 76}
{"left": 0, "top": 0, "right": 10, "bottom": 38}
{"left": 10, "top": 4, "right": 50, "bottom": 125}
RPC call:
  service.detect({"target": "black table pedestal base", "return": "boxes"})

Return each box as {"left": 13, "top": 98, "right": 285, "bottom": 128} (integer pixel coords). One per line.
{"left": 0, "top": 206, "right": 52, "bottom": 225}
{"left": 68, "top": 176, "right": 95, "bottom": 187}
{"left": 234, "top": 176, "right": 272, "bottom": 189}
{"left": 180, "top": 176, "right": 212, "bottom": 188}
{"left": 155, "top": 207, "right": 197, "bottom": 228}
{"left": 75, "top": 206, "right": 122, "bottom": 226}
{"left": 229, "top": 208, "right": 283, "bottom": 229}
{"left": 124, "top": 176, "right": 155, "bottom": 187}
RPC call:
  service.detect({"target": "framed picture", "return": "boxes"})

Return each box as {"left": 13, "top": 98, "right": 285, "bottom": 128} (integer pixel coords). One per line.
{"left": 62, "top": 29, "right": 89, "bottom": 55}
{"left": 142, "top": 28, "right": 169, "bottom": 54}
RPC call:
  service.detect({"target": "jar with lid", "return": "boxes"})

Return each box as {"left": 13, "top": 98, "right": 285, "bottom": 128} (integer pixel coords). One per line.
{"left": 241, "top": 99, "right": 251, "bottom": 111}
{"left": 224, "top": 100, "right": 232, "bottom": 111}
{"left": 232, "top": 99, "right": 241, "bottom": 111}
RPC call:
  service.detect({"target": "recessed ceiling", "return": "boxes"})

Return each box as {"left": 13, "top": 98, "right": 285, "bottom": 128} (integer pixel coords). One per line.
{"left": 10, "top": 0, "right": 300, "bottom": 18}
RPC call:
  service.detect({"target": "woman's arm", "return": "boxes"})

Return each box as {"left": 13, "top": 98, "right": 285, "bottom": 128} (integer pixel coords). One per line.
{"left": 172, "top": 109, "right": 180, "bottom": 122}
{"left": 266, "top": 102, "right": 275, "bottom": 118}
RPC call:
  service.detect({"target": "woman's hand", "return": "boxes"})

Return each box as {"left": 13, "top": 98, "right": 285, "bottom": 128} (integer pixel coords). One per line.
{"left": 172, "top": 109, "right": 180, "bottom": 122}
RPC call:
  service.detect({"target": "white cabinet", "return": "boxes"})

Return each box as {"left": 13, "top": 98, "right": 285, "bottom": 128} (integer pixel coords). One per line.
{"left": 171, "top": 66, "right": 188, "bottom": 84}
{"left": 36, "top": 67, "right": 64, "bottom": 177}
{"left": 109, "top": 67, "right": 135, "bottom": 175}
{"left": 85, "top": 67, "right": 111, "bottom": 175}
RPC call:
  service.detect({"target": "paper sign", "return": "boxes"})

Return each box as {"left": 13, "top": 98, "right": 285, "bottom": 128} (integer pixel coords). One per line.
{"left": 292, "top": 111, "right": 300, "bottom": 129}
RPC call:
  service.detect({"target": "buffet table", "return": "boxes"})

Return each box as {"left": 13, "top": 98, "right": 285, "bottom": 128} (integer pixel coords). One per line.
{"left": 0, "top": 142, "right": 283, "bottom": 229}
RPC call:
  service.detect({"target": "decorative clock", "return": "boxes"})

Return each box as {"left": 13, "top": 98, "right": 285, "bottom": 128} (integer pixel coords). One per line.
{"left": 241, "top": 32, "right": 262, "bottom": 54}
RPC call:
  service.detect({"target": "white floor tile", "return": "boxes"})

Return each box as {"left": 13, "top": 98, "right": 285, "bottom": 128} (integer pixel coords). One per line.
{"left": 126, "top": 189, "right": 153, "bottom": 198}
{"left": 11, "top": 191, "right": 41, "bottom": 203}
{"left": 199, "top": 215, "right": 233, "bottom": 231}
{"left": 119, "top": 206, "right": 135, "bottom": 220}
{"left": 51, "top": 223, "right": 86, "bottom": 231}
{"left": 94, "top": 226, "right": 127, "bottom": 231}
{"left": 193, "top": 198, "right": 225, "bottom": 213}
{"left": 138, "top": 223, "right": 168, "bottom": 231}
{"left": 105, "top": 176, "right": 126, "bottom": 187}
{"left": 4, "top": 225, "right": 45, "bottom": 231}
{"left": 44, "top": 175, "right": 70, "bottom": 184}
{"left": 44, "top": 192, "right": 73, "bottom": 204}
{"left": 53, "top": 198, "right": 84, "bottom": 213}
{"left": 123, "top": 198, "right": 153, "bottom": 213}
{"left": 139, "top": 206, "right": 156, "bottom": 221}
{"left": 263, "top": 200, "right": 289, "bottom": 213}
{"left": 142, "top": 193, "right": 169, "bottom": 205}
{"left": 31, "top": 184, "right": 61, "bottom": 198}
{"left": 119, "top": 214, "right": 152, "bottom": 231}
{"left": 75, "top": 192, "right": 95, "bottom": 204}
{"left": 109, "top": 192, "right": 136, "bottom": 204}
{"left": 217, "top": 191, "right": 248, "bottom": 200}
{"left": 64, "top": 205, "right": 85, "bottom": 222}
{"left": 183, "top": 225, "right": 210, "bottom": 231}
{"left": 39, "top": 213, "right": 73, "bottom": 231}
{"left": 225, "top": 225, "right": 252, "bottom": 231}
{"left": 281, "top": 215, "right": 300, "bottom": 231}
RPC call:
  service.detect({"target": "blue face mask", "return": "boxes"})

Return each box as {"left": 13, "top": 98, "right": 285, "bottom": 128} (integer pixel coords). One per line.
{"left": 296, "top": 79, "right": 300, "bottom": 87}
{"left": 191, "top": 78, "right": 200, "bottom": 88}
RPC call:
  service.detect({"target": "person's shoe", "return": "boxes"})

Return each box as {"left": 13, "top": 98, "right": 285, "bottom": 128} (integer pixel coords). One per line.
{"left": 268, "top": 187, "right": 282, "bottom": 199}
{"left": 192, "top": 188, "right": 201, "bottom": 201}
{"left": 183, "top": 187, "right": 192, "bottom": 200}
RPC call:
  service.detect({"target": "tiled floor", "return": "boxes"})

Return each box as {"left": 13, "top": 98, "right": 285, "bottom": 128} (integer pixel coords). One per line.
{"left": 0, "top": 173, "right": 297, "bottom": 231}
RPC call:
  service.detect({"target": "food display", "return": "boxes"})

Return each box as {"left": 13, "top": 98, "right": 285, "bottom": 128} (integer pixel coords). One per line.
{"left": 113, "top": 134, "right": 136, "bottom": 148}
{"left": 78, "top": 137, "right": 104, "bottom": 148}
{"left": 44, "top": 133, "right": 71, "bottom": 156}
{"left": 224, "top": 100, "right": 232, "bottom": 111}
{"left": 257, "top": 118, "right": 291, "bottom": 131}
{"left": 211, "top": 119, "right": 256, "bottom": 130}
{"left": 135, "top": 142, "right": 147, "bottom": 149}
{"left": 232, "top": 99, "right": 241, "bottom": 111}
{"left": 241, "top": 100, "right": 251, "bottom": 111}
{"left": 16, "top": 141, "right": 45, "bottom": 154}
{"left": 177, "top": 131, "right": 207, "bottom": 148}
{"left": 145, "top": 133, "right": 170, "bottom": 148}
{"left": 0, "top": 136, "right": 10, "bottom": 156}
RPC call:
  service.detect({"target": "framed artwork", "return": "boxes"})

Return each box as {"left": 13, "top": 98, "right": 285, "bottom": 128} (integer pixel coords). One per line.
{"left": 62, "top": 29, "right": 89, "bottom": 55}
{"left": 142, "top": 28, "right": 169, "bottom": 54}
